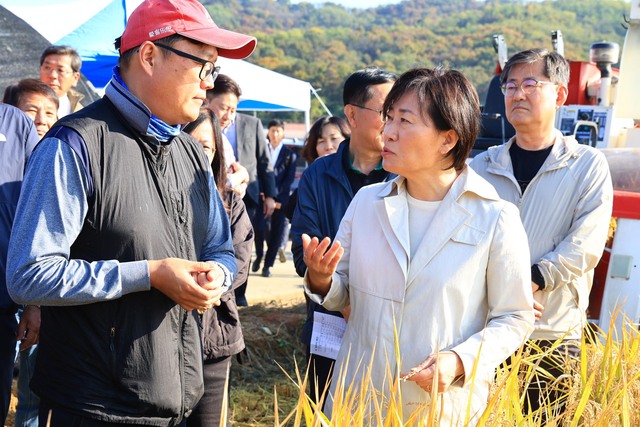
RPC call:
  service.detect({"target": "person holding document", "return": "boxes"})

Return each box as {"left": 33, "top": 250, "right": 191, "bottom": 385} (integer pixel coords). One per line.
{"left": 291, "top": 67, "right": 397, "bottom": 407}
{"left": 302, "top": 67, "right": 535, "bottom": 425}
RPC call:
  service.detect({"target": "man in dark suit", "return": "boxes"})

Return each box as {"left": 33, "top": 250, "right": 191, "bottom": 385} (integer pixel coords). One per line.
{"left": 290, "top": 67, "right": 397, "bottom": 407}
{"left": 207, "top": 75, "right": 276, "bottom": 304}
{"left": 253, "top": 119, "right": 297, "bottom": 277}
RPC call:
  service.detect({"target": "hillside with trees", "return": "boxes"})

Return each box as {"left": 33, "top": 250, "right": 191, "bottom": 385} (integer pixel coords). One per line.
{"left": 204, "top": 0, "right": 629, "bottom": 120}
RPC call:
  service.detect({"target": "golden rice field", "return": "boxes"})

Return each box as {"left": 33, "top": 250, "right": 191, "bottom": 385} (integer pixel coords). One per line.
{"left": 6, "top": 302, "right": 639, "bottom": 426}
{"left": 232, "top": 302, "right": 640, "bottom": 426}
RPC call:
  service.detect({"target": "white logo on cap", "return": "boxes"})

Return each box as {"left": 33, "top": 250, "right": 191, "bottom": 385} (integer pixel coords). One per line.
{"left": 150, "top": 25, "right": 172, "bottom": 37}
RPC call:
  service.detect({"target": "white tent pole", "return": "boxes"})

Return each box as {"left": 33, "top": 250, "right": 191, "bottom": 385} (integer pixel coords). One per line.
{"left": 311, "top": 86, "right": 332, "bottom": 117}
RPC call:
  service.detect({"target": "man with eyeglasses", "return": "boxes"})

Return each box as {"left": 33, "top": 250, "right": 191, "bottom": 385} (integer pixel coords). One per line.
{"left": 470, "top": 48, "right": 613, "bottom": 422}
{"left": 6, "top": 1, "right": 254, "bottom": 425}
{"left": 39, "top": 45, "right": 84, "bottom": 118}
{"left": 290, "top": 67, "right": 397, "bottom": 408}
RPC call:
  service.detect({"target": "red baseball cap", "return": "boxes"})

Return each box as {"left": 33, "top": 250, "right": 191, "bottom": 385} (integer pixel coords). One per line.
{"left": 119, "top": 0, "right": 256, "bottom": 59}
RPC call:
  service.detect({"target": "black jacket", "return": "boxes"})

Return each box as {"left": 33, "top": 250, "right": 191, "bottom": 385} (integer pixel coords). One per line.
{"left": 234, "top": 113, "right": 276, "bottom": 206}
{"left": 272, "top": 144, "right": 297, "bottom": 207}
{"left": 201, "top": 191, "right": 253, "bottom": 360}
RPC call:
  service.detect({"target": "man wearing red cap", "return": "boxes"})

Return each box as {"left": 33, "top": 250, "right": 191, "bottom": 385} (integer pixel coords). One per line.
{"left": 6, "top": 1, "right": 256, "bottom": 425}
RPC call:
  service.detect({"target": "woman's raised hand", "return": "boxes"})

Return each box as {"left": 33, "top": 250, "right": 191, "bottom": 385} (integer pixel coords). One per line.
{"left": 301, "top": 234, "right": 343, "bottom": 295}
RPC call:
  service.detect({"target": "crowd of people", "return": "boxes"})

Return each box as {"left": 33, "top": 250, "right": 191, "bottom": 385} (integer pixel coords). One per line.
{"left": 0, "top": 0, "right": 613, "bottom": 426}
{"left": 1, "top": 42, "right": 89, "bottom": 427}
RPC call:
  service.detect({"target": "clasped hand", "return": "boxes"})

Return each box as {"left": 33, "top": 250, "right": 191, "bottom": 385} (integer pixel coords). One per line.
{"left": 149, "top": 258, "right": 225, "bottom": 312}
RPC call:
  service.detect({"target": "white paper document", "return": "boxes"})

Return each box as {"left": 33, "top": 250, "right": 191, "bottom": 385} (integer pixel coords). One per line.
{"left": 310, "top": 312, "right": 347, "bottom": 360}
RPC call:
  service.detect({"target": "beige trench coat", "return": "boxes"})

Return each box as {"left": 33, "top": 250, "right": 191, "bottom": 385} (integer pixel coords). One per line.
{"left": 306, "top": 168, "right": 534, "bottom": 425}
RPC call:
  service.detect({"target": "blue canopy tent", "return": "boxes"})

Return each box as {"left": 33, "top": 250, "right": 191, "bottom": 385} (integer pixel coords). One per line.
{"left": 1, "top": 0, "right": 314, "bottom": 127}
{"left": 216, "top": 56, "right": 313, "bottom": 127}
{"left": 1, "top": 0, "right": 136, "bottom": 92}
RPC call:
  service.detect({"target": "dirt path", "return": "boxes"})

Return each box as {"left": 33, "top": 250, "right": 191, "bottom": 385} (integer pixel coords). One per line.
{"left": 244, "top": 241, "right": 305, "bottom": 307}
{"left": 229, "top": 241, "right": 309, "bottom": 425}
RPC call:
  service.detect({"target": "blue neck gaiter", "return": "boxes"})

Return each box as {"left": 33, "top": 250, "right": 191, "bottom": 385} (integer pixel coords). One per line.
{"left": 112, "top": 66, "right": 181, "bottom": 143}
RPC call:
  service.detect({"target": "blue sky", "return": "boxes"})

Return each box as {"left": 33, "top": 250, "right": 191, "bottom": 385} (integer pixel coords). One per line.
{"left": 290, "top": 0, "right": 402, "bottom": 8}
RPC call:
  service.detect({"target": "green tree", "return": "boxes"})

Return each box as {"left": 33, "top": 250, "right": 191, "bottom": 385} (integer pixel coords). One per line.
{"left": 202, "top": 0, "right": 629, "bottom": 117}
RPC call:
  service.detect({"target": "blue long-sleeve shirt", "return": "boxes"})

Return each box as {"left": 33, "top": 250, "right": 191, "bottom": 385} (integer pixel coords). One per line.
{"left": 0, "top": 104, "right": 40, "bottom": 310}
{"left": 6, "top": 79, "right": 236, "bottom": 306}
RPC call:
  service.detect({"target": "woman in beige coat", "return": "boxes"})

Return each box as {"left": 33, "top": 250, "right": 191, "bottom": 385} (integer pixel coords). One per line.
{"left": 302, "top": 67, "right": 535, "bottom": 425}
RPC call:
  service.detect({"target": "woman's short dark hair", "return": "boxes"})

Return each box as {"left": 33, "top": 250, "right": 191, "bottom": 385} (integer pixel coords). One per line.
{"left": 3, "top": 78, "right": 59, "bottom": 110}
{"left": 183, "top": 107, "right": 227, "bottom": 197}
{"left": 302, "top": 115, "right": 351, "bottom": 164}
{"left": 382, "top": 66, "right": 480, "bottom": 171}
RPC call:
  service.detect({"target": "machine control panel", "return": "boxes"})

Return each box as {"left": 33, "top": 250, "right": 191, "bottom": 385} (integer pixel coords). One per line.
{"left": 556, "top": 105, "right": 613, "bottom": 148}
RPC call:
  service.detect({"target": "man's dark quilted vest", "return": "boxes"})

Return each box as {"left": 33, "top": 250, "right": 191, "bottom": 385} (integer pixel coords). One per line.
{"left": 31, "top": 98, "right": 211, "bottom": 426}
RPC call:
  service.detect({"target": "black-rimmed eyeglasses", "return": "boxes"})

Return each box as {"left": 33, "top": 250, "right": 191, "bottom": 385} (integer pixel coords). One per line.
{"left": 155, "top": 43, "right": 220, "bottom": 82}
{"left": 350, "top": 103, "right": 384, "bottom": 121}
